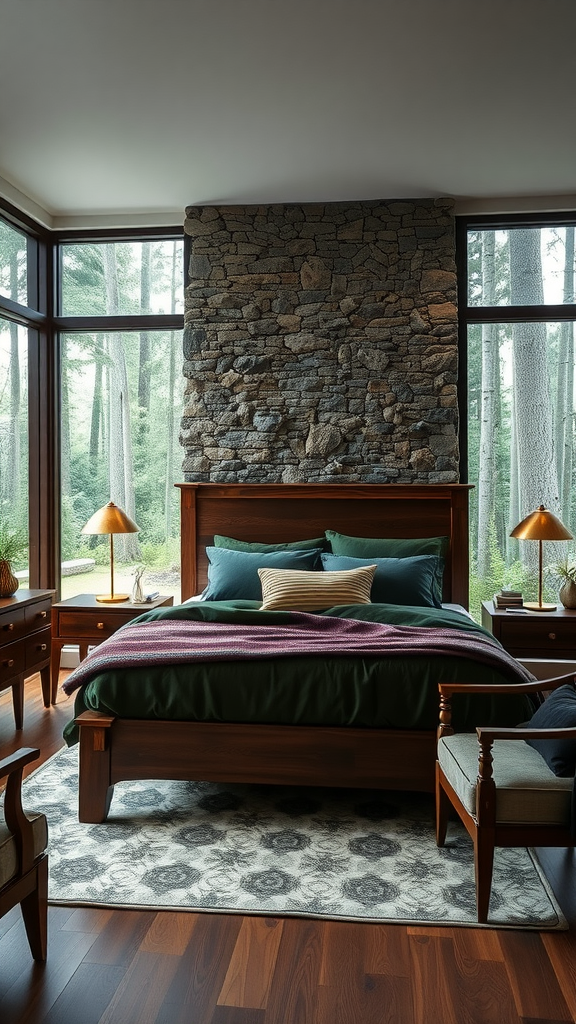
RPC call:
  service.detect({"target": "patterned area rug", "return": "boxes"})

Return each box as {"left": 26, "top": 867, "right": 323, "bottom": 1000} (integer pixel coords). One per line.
{"left": 24, "top": 745, "right": 566, "bottom": 930}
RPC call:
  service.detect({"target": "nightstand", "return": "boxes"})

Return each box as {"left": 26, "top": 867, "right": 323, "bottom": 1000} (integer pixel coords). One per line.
{"left": 481, "top": 600, "right": 576, "bottom": 660}
{"left": 0, "top": 589, "right": 55, "bottom": 727}
{"left": 51, "top": 592, "right": 174, "bottom": 704}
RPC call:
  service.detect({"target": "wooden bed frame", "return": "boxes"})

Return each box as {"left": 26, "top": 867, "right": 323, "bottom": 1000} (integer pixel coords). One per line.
{"left": 75, "top": 483, "right": 472, "bottom": 822}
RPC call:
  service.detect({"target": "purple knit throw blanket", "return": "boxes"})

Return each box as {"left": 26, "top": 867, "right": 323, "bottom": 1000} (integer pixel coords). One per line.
{"left": 62, "top": 612, "right": 533, "bottom": 696}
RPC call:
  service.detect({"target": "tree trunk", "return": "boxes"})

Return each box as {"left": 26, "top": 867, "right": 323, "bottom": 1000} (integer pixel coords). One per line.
{"left": 60, "top": 336, "right": 71, "bottom": 500}
{"left": 138, "top": 242, "right": 151, "bottom": 449}
{"left": 164, "top": 242, "right": 180, "bottom": 542}
{"left": 558, "top": 227, "right": 574, "bottom": 527}
{"left": 103, "top": 245, "right": 140, "bottom": 561}
{"left": 89, "top": 337, "right": 104, "bottom": 473}
{"left": 477, "top": 231, "right": 499, "bottom": 578}
{"left": 510, "top": 229, "right": 560, "bottom": 572}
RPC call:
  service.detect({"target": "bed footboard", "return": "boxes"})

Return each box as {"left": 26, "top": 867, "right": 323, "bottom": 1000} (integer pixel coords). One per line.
{"left": 75, "top": 711, "right": 437, "bottom": 822}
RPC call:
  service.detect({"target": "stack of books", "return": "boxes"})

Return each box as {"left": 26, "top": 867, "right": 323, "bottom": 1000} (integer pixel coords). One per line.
{"left": 494, "top": 589, "right": 523, "bottom": 609}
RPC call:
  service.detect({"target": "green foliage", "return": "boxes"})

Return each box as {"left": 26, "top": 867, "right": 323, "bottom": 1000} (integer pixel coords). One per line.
{"left": 0, "top": 520, "right": 27, "bottom": 564}
{"left": 546, "top": 556, "right": 576, "bottom": 586}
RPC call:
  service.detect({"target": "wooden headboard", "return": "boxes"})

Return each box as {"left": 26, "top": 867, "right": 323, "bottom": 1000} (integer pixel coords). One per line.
{"left": 176, "top": 483, "right": 472, "bottom": 607}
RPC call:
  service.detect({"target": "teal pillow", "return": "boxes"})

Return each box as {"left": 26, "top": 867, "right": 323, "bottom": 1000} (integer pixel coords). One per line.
{"left": 214, "top": 534, "right": 326, "bottom": 553}
{"left": 321, "top": 553, "right": 443, "bottom": 608}
{"left": 204, "top": 546, "right": 323, "bottom": 601}
{"left": 324, "top": 531, "right": 447, "bottom": 604}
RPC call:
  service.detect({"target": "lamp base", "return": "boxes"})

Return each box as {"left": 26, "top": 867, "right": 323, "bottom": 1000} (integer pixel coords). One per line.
{"left": 523, "top": 601, "right": 557, "bottom": 612}
{"left": 95, "top": 594, "right": 130, "bottom": 603}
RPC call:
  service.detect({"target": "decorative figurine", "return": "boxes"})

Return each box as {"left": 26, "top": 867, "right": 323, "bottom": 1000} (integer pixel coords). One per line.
{"left": 131, "top": 564, "right": 145, "bottom": 603}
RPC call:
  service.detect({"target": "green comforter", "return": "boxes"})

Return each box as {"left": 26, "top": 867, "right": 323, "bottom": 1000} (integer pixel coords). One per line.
{"left": 63, "top": 601, "right": 536, "bottom": 745}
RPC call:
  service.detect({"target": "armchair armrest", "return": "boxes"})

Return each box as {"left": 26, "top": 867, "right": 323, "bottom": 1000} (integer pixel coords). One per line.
{"left": 439, "top": 672, "right": 576, "bottom": 700}
{"left": 0, "top": 747, "right": 41, "bottom": 876}
{"left": 437, "top": 673, "right": 576, "bottom": 739}
{"left": 477, "top": 725, "right": 576, "bottom": 743}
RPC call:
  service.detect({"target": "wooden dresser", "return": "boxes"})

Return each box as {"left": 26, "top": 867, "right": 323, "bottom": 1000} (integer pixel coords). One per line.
{"left": 0, "top": 589, "right": 55, "bottom": 728}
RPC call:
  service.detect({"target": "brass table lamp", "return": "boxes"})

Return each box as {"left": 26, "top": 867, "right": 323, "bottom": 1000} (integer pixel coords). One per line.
{"left": 81, "top": 501, "right": 140, "bottom": 603}
{"left": 510, "top": 505, "right": 573, "bottom": 611}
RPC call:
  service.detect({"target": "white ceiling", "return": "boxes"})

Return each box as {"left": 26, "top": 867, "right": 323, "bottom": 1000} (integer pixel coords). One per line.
{"left": 1, "top": 0, "right": 575, "bottom": 228}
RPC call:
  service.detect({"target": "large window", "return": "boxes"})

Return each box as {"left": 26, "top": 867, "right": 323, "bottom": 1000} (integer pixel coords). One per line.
{"left": 58, "top": 237, "right": 184, "bottom": 601}
{"left": 460, "top": 216, "right": 576, "bottom": 618}
{"left": 0, "top": 206, "right": 184, "bottom": 602}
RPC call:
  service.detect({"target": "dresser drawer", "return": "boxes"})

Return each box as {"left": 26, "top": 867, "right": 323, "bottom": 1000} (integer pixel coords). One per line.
{"left": 0, "top": 638, "right": 25, "bottom": 684}
{"left": 499, "top": 617, "right": 576, "bottom": 653}
{"left": 58, "top": 609, "right": 135, "bottom": 639}
{"left": 26, "top": 626, "right": 51, "bottom": 670}
{"left": 0, "top": 607, "right": 26, "bottom": 646}
{"left": 25, "top": 598, "right": 52, "bottom": 633}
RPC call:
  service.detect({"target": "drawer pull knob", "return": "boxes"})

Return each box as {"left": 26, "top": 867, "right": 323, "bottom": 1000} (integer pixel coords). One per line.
{"left": 38, "top": 643, "right": 47, "bottom": 652}
{"left": 39, "top": 610, "right": 47, "bottom": 618}
{"left": 548, "top": 632, "right": 556, "bottom": 640}
{"left": 5, "top": 623, "right": 14, "bottom": 631}
{"left": 4, "top": 659, "right": 15, "bottom": 668}
{"left": 97, "top": 622, "right": 105, "bottom": 630}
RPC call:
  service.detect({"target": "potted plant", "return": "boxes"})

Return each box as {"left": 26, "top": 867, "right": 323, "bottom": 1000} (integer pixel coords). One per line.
{"left": 547, "top": 556, "right": 576, "bottom": 609}
{"left": 0, "top": 524, "right": 27, "bottom": 598}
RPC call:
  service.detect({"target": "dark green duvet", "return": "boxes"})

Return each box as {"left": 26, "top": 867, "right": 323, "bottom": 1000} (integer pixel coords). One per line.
{"left": 63, "top": 601, "right": 536, "bottom": 745}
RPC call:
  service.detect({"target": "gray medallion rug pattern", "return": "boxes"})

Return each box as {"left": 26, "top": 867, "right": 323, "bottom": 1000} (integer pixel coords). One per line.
{"left": 24, "top": 746, "right": 566, "bottom": 930}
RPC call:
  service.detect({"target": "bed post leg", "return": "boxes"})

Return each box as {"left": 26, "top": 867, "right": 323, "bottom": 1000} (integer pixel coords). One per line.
{"left": 75, "top": 711, "right": 115, "bottom": 823}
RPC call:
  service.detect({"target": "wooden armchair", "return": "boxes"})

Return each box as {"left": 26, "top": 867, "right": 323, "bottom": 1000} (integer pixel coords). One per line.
{"left": 0, "top": 747, "right": 48, "bottom": 960}
{"left": 436, "top": 674, "right": 576, "bottom": 924}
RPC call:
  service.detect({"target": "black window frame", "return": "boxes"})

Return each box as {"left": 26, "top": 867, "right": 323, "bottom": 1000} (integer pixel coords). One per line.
{"left": 456, "top": 210, "right": 576, "bottom": 483}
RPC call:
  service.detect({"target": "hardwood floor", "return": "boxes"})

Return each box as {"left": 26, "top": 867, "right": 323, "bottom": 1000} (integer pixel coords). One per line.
{"left": 1, "top": 673, "right": 575, "bottom": 1024}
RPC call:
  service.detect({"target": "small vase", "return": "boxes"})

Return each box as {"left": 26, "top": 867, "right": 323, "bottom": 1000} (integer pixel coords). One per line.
{"left": 559, "top": 580, "right": 576, "bottom": 609}
{"left": 131, "top": 577, "right": 144, "bottom": 603}
{"left": 0, "top": 559, "right": 19, "bottom": 598}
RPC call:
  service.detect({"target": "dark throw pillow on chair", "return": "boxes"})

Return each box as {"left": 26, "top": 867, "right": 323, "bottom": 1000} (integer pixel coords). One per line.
{"left": 526, "top": 684, "right": 576, "bottom": 777}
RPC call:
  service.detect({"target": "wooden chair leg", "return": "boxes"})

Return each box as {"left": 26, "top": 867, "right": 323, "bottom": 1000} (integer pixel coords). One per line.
{"left": 20, "top": 855, "right": 48, "bottom": 961}
{"left": 11, "top": 676, "right": 25, "bottom": 730}
{"left": 435, "top": 762, "right": 450, "bottom": 846}
{"left": 474, "top": 827, "right": 495, "bottom": 924}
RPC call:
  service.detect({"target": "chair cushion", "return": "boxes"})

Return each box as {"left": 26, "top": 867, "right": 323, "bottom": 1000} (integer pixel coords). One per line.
{"left": 438, "top": 734, "right": 573, "bottom": 825}
{"left": 0, "top": 813, "right": 48, "bottom": 889}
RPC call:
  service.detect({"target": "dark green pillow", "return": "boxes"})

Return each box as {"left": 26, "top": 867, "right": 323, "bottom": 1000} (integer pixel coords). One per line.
{"left": 321, "top": 553, "right": 443, "bottom": 608}
{"left": 325, "top": 531, "right": 447, "bottom": 604}
{"left": 214, "top": 534, "right": 326, "bottom": 553}
{"left": 203, "top": 546, "right": 323, "bottom": 601}
{"left": 325, "top": 530, "right": 447, "bottom": 558}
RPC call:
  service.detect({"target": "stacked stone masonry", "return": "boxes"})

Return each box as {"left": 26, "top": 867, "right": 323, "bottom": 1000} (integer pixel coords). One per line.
{"left": 182, "top": 198, "right": 459, "bottom": 483}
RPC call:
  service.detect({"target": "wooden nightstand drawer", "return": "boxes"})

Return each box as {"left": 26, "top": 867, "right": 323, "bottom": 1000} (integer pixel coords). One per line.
{"left": 58, "top": 610, "right": 134, "bottom": 638}
{"left": 482, "top": 601, "right": 576, "bottom": 660}
{"left": 26, "top": 626, "right": 51, "bottom": 670}
{"left": 25, "top": 598, "right": 52, "bottom": 633}
{"left": 0, "top": 607, "right": 26, "bottom": 645}
{"left": 0, "top": 638, "right": 26, "bottom": 683}
{"left": 499, "top": 618, "right": 576, "bottom": 652}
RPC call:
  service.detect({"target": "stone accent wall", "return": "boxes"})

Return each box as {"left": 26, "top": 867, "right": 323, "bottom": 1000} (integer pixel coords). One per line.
{"left": 181, "top": 198, "right": 458, "bottom": 483}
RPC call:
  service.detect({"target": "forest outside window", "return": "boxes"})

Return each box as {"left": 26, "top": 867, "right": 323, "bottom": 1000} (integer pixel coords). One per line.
{"left": 58, "top": 237, "right": 184, "bottom": 602}
{"left": 463, "top": 219, "right": 576, "bottom": 619}
{"left": 0, "top": 318, "right": 29, "bottom": 573}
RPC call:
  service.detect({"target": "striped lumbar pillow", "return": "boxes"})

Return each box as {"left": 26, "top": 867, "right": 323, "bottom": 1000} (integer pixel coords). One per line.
{"left": 258, "top": 564, "right": 376, "bottom": 611}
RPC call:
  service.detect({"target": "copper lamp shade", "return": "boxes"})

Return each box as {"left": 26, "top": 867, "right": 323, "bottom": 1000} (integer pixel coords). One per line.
{"left": 510, "top": 505, "right": 573, "bottom": 611}
{"left": 81, "top": 501, "right": 140, "bottom": 603}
